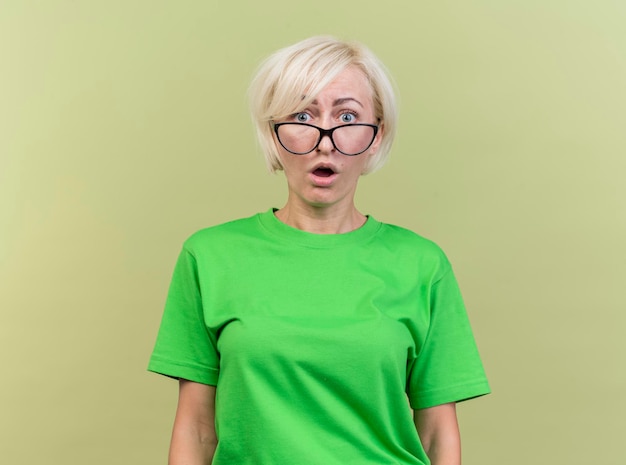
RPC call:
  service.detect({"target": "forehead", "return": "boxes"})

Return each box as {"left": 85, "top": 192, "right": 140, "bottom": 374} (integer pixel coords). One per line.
{"left": 310, "top": 66, "right": 373, "bottom": 106}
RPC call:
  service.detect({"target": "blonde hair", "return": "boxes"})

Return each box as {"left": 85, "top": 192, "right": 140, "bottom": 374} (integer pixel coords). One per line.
{"left": 249, "top": 36, "right": 398, "bottom": 174}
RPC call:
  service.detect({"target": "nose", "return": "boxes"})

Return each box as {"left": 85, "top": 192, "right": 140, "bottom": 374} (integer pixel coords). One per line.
{"left": 316, "top": 135, "right": 333, "bottom": 153}
{"left": 316, "top": 128, "right": 335, "bottom": 153}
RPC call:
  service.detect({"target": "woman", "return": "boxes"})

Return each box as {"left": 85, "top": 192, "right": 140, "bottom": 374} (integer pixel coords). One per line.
{"left": 149, "top": 36, "right": 490, "bottom": 465}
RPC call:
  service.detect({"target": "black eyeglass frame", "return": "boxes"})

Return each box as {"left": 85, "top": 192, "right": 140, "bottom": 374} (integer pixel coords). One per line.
{"left": 273, "top": 122, "right": 379, "bottom": 156}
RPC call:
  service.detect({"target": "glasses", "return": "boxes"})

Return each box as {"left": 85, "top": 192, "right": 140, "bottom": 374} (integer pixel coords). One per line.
{"left": 273, "top": 122, "right": 379, "bottom": 156}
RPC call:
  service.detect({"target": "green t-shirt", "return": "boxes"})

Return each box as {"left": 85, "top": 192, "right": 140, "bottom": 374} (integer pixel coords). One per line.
{"left": 148, "top": 209, "right": 490, "bottom": 465}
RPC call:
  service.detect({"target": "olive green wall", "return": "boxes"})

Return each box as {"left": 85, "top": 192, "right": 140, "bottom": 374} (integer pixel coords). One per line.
{"left": 1, "top": 1, "right": 624, "bottom": 463}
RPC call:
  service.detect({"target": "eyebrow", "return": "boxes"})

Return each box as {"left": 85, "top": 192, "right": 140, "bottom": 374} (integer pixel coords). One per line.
{"left": 310, "top": 97, "right": 364, "bottom": 108}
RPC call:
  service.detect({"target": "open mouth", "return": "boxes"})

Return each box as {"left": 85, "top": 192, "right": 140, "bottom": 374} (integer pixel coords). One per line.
{"left": 312, "top": 167, "right": 335, "bottom": 177}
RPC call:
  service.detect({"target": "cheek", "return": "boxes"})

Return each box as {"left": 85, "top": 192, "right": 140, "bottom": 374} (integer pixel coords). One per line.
{"left": 342, "top": 156, "right": 370, "bottom": 178}
{"left": 359, "top": 152, "right": 375, "bottom": 175}
{"left": 274, "top": 143, "right": 294, "bottom": 171}
{"left": 279, "top": 154, "right": 307, "bottom": 177}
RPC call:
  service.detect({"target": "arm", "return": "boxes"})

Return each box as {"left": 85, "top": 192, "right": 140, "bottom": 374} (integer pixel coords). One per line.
{"left": 413, "top": 402, "right": 461, "bottom": 465}
{"left": 169, "top": 379, "right": 217, "bottom": 465}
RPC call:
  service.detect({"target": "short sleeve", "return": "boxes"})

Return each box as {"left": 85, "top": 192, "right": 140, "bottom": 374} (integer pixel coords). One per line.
{"left": 147, "top": 247, "right": 220, "bottom": 385}
{"left": 407, "top": 266, "right": 490, "bottom": 409}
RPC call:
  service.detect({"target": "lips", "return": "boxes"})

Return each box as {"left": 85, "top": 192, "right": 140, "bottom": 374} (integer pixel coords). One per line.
{"left": 312, "top": 167, "right": 335, "bottom": 177}
{"left": 309, "top": 164, "right": 338, "bottom": 186}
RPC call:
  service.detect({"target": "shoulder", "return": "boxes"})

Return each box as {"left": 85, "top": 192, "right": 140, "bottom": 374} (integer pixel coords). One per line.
{"left": 377, "top": 221, "right": 447, "bottom": 257}
{"left": 374, "top": 219, "right": 452, "bottom": 278}
{"left": 182, "top": 212, "right": 263, "bottom": 255}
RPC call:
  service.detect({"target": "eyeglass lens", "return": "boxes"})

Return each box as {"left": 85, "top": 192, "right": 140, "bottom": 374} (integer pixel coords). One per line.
{"left": 276, "top": 124, "right": 376, "bottom": 155}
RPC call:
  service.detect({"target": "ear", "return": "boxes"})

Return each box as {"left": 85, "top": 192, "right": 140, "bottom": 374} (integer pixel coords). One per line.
{"left": 272, "top": 149, "right": 285, "bottom": 172}
{"left": 269, "top": 125, "right": 285, "bottom": 171}
{"left": 369, "top": 121, "right": 384, "bottom": 155}
{"left": 361, "top": 122, "right": 384, "bottom": 175}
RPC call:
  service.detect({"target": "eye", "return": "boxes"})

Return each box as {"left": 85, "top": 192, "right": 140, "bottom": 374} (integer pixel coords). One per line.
{"left": 294, "top": 112, "right": 310, "bottom": 123}
{"left": 340, "top": 112, "right": 356, "bottom": 123}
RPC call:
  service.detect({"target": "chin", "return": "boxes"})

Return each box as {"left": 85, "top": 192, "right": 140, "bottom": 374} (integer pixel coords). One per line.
{"left": 304, "top": 193, "right": 346, "bottom": 209}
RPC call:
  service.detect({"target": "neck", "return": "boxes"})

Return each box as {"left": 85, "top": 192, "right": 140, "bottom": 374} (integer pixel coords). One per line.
{"left": 274, "top": 201, "right": 366, "bottom": 234}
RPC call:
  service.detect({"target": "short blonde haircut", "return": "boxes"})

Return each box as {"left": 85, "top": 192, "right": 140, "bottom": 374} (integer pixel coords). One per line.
{"left": 249, "top": 36, "right": 398, "bottom": 174}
